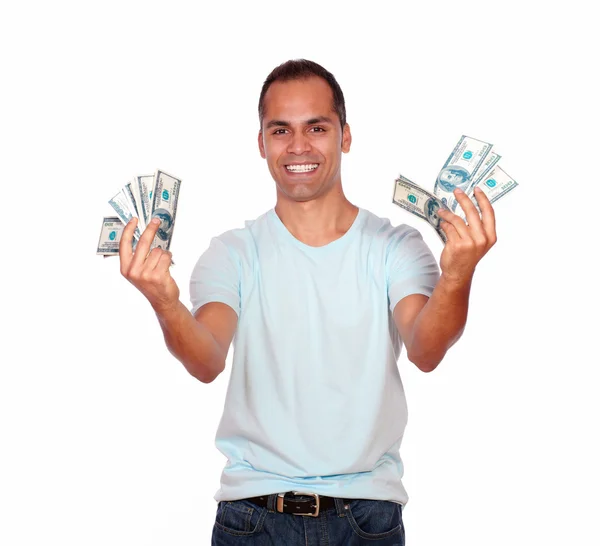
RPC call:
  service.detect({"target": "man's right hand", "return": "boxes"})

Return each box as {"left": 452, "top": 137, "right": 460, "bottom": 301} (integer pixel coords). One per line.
{"left": 119, "top": 217, "right": 180, "bottom": 314}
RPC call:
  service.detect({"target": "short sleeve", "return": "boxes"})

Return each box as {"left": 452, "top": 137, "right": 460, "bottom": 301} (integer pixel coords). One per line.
{"left": 386, "top": 226, "right": 440, "bottom": 313}
{"left": 189, "top": 236, "right": 241, "bottom": 317}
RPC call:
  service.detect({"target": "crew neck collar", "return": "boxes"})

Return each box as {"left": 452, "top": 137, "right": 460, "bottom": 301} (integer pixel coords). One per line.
{"left": 268, "top": 207, "right": 365, "bottom": 252}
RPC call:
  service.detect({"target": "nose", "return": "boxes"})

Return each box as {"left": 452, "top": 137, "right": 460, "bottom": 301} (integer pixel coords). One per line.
{"left": 286, "top": 131, "right": 311, "bottom": 155}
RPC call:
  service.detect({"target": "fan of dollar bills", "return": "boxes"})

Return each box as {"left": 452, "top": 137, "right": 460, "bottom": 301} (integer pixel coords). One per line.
{"left": 97, "top": 169, "right": 182, "bottom": 257}
{"left": 392, "top": 135, "right": 518, "bottom": 243}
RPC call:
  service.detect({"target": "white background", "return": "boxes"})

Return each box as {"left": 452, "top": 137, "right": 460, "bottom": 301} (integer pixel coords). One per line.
{"left": 2, "top": 1, "right": 598, "bottom": 544}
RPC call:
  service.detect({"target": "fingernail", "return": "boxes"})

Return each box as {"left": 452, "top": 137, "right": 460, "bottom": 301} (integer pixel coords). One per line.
{"left": 152, "top": 218, "right": 160, "bottom": 225}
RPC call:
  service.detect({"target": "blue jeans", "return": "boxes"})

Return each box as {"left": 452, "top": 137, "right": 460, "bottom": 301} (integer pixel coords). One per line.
{"left": 211, "top": 494, "right": 405, "bottom": 545}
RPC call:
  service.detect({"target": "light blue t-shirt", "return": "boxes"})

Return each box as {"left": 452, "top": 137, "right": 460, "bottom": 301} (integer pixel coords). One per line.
{"left": 189, "top": 207, "right": 440, "bottom": 506}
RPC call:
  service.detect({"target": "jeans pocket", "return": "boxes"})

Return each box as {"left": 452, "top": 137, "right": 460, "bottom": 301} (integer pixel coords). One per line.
{"left": 345, "top": 499, "right": 404, "bottom": 540}
{"left": 214, "top": 500, "right": 267, "bottom": 537}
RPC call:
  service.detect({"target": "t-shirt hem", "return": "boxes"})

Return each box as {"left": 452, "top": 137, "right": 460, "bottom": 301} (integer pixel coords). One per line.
{"left": 190, "top": 296, "right": 240, "bottom": 317}
{"left": 389, "top": 285, "right": 436, "bottom": 313}
{"left": 214, "top": 479, "right": 408, "bottom": 506}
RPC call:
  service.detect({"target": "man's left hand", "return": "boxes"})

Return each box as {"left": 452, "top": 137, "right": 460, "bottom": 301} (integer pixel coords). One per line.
{"left": 437, "top": 187, "right": 497, "bottom": 285}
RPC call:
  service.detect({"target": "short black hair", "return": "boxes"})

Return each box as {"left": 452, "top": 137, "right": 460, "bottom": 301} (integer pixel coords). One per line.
{"left": 258, "top": 59, "right": 346, "bottom": 130}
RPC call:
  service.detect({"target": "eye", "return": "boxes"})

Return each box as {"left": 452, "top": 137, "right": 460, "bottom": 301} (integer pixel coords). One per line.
{"left": 273, "top": 128, "right": 288, "bottom": 135}
{"left": 310, "top": 126, "right": 325, "bottom": 132}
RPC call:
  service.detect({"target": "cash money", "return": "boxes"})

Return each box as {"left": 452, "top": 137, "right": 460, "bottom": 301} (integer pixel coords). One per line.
{"left": 393, "top": 136, "right": 519, "bottom": 241}
{"left": 459, "top": 151, "right": 501, "bottom": 210}
{"left": 392, "top": 175, "right": 450, "bottom": 243}
{"left": 123, "top": 179, "right": 145, "bottom": 232}
{"left": 135, "top": 174, "right": 155, "bottom": 227}
{"left": 149, "top": 170, "right": 181, "bottom": 252}
{"left": 99, "top": 170, "right": 181, "bottom": 259}
{"left": 97, "top": 216, "right": 136, "bottom": 256}
{"left": 457, "top": 165, "right": 518, "bottom": 219}
{"left": 434, "top": 135, "right": 493, "bottom": 211}
{"left": 108, "top": 190, "right": 142, "bottom": 240}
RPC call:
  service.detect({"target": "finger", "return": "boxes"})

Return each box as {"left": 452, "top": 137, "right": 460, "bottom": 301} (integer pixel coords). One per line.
{"left": 129, "top": 217, "right": 161, "bottom": 272}
{"left": 154, "top": 251, "right": 173, "bottom": 273}
{"left": 453, "top": 188, "right": 490, "bottom": 249}
{"left": 144, "top": 247, "right": 164, "bottom": 272}
{"left": 453, "top": 189, "right": 485, "bottom": 236}
{"left": 119, "top": 218, "right": 138, "bottom": 274}
{"left": 440, "top": 218, "right": 460, "bottom": 242}
{"left": 437, "top": 207, "right": 470, "bottom": 239}
{"left": 474, "top": 187, "right": 497, "bottom": 245}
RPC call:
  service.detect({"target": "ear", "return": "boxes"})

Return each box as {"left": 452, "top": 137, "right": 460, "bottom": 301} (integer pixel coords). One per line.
{"left": 258, "top": 130, "right": 266, "bottom": 159}
{"left": 341, "top": 123, "right": 352, "bottom": 153}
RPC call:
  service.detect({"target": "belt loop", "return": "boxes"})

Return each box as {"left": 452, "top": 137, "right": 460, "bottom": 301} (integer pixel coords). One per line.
{"left": 334, "top": 497, "right": 348, "bottom": 517}
{"left": 267, "top": 493, "right": 278, "bottom": 512}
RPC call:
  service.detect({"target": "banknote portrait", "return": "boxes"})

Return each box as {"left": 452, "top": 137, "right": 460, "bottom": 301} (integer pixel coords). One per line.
{"left": 436, "top": 165, "right": 470, "bottom": 192}
{"left": 425, "top": 197, "right": 442, "bottom": 228}
{"left": 152, "top": 208, "right": 174, "bottom": 241}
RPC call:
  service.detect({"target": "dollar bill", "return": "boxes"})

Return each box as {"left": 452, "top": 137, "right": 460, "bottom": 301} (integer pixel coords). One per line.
{"left": 97, "top": 216, "right": 136, "bottom": 256}
{"left": 149, "top": 170, "right": 181, "bottom": 252}
{"left": 392, "top": 174, "right": 450, "bottom": 243}
{"left": 459, "top": 151, "right": 501, "bottom": 208}
{"left": 434, "top": 135, "right": 493, "bottom": 211}
{"left": 109, "top": 190, "right": 141, "bottom": 240}
{"left": 135, "top": 174, "right": 155, "bottom": 228}
{"left": 457, "top": 165, "right": 518, "bottom": 218}
{"left": 123, "top": 180, "right": 145, "bottom": 232}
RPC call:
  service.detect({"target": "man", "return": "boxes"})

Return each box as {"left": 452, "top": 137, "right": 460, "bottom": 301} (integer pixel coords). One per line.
{"left": 119, "top": 59, "right": 497, "bottom": 545}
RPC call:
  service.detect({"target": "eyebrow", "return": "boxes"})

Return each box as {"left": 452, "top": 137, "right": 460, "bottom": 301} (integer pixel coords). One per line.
{"left": 265, "top": 116, "right": 334, "bottom": 130}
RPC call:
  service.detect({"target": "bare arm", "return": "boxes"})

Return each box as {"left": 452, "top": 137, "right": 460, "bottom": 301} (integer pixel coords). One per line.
{"left": 119, "top": 217, "right": 237, "bottom": 383}
{"left": 394, "top": 277, "right": 471, "bottom": 372}
{"left": 155, "top": 300, "right": 237, "bottom": 383}
{"left": 394, "top": 186, "right": 497, "bottom": 372}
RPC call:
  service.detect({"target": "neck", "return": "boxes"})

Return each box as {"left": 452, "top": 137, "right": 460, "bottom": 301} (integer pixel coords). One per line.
{"left": 274, "top": 190, "right": 359, "bottom": 247}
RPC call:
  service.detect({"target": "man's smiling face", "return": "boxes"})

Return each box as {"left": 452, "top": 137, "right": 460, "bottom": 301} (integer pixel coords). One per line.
{"left": 258, "top": 76, "right": 351, "bottom": 203}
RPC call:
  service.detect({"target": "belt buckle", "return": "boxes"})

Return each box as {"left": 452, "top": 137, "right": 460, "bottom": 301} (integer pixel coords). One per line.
{"left": 277, "top": 491, "right": 320, "bottom": 517}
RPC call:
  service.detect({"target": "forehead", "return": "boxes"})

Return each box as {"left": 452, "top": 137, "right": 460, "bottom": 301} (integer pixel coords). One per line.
{"left": 262, "top": 77, "right": 337, "bottom": 123}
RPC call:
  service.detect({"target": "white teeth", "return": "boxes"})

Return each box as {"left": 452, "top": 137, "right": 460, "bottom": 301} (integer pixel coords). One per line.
{"left": 285, "top": 163, "right": 319, "bottom": 172}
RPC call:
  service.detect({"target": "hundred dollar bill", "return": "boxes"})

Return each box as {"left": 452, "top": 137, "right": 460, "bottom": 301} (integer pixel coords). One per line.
{"left": 135, "top": 174, "right": 155, "bottom": 228}
{"left": 109, "top": 190, "right": 141, "bottom": 240}
{"left": 457, "top": 165, "right": 518, "bottom": 219}
{"left": 149, "top": 170, "right": 181, "bottom": 252}
{"left": 460, "top": 151, "right": 501, "bottom": 205}
{"left": 392, "top": 174, "right": 450, "bottom": 243}
{"left": 123, "top": 180, "right": 145, "bottom": 232}
{"left": 97, "top": 216, "right": 136, "bottom": 256}
{"left": 434, "top": 135, "right": 493, "bottom": 211}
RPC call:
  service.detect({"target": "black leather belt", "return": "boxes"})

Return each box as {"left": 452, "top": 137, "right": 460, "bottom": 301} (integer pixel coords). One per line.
{"left": 245, "top": 491, "right": 349, "bottom": 517}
